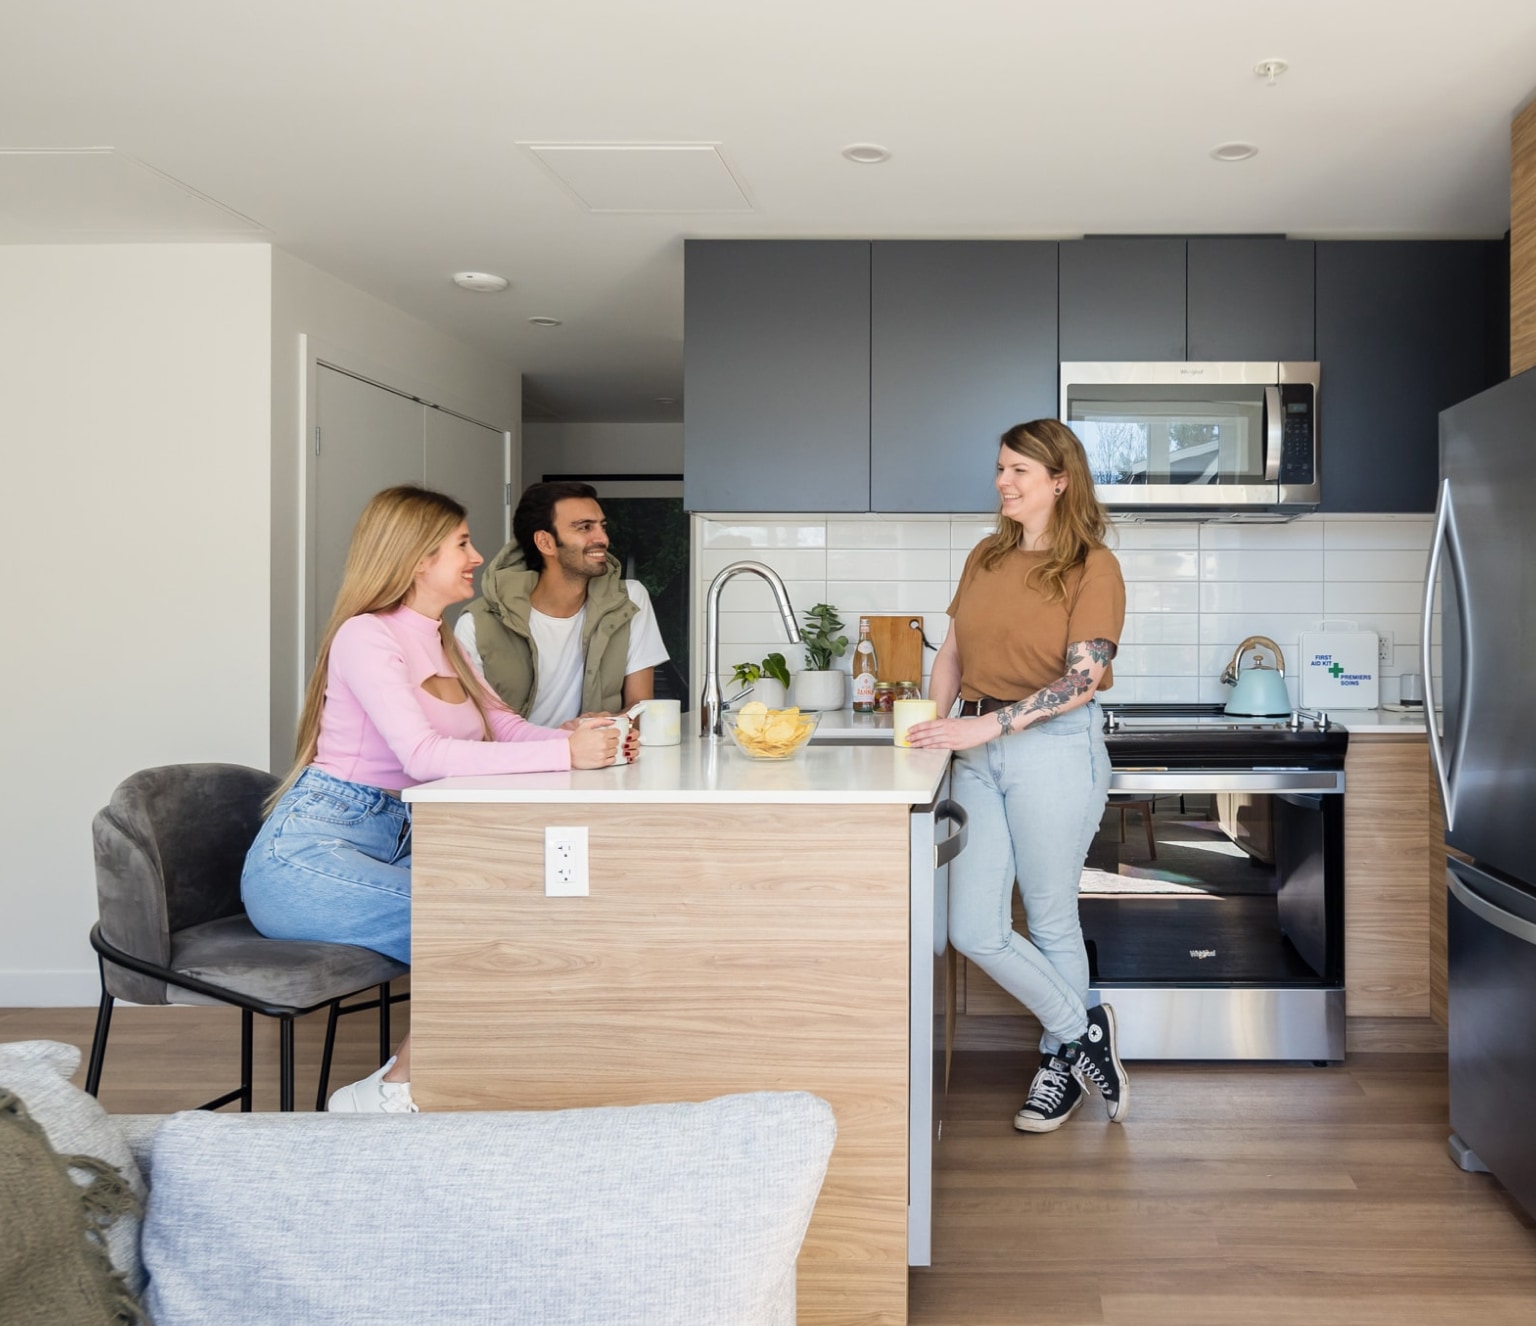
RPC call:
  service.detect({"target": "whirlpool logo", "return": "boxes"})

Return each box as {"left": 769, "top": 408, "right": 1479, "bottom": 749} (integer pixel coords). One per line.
{"left": 1189, "top": 949, "right": 1218, "bottom": 959}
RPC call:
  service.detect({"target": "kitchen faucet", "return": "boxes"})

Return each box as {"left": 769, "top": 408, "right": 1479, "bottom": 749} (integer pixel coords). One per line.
{"left": 700, "top": 560, "right": 802, "bottom": 738}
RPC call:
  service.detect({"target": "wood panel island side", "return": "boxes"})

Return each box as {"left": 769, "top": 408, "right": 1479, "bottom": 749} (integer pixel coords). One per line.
{"left": 403, "top": 738, "right": 953, "bottom": 1326}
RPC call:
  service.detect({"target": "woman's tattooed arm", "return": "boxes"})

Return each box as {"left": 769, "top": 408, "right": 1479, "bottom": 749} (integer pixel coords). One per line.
{"left": 994, "top": 638, "right": 1117, "bottom": 735}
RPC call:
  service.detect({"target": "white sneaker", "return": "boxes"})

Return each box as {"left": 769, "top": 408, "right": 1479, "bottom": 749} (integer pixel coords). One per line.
{"left": 326, "top": 1056, "right": 419, "bottom": 1113}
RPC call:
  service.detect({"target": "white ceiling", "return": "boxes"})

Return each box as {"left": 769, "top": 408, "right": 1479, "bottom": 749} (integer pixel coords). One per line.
{"left": 5, "top": 1, "right": 1536, "bottom": 421}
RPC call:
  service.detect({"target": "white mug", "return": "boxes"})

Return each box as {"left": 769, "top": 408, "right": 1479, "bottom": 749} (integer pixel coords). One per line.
{"left": 640, "top": 698, "right": 682, "bottom": 746}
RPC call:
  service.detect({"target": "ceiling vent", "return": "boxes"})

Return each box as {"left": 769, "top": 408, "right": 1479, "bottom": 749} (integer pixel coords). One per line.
{"left": 520, "top": 143, "right": 752, "bottom": 213}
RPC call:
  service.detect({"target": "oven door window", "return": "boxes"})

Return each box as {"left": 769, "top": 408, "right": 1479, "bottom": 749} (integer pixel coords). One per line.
{"left": 1065, "top": 384, "right": 1266, "bottom": 487}
{"left": 1079, "top": 790, "right": 1341, "bottom": 986}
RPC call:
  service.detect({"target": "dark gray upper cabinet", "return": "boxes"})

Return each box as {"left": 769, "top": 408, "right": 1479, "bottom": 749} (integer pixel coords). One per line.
{"left": 870, "top": 242, "right": 1058, "bottom": 512}
{"left": 1187, "top": 238, "right": 1316, "bottom": 362}
{"left": 1059, "top": 238, "right": 1186, "bottom": 362}
{"left": 1316, "top": 241, "right": 1505, "bottom": 513}
{"left": 684, "top": 240, "right": 870, "bottom": 512}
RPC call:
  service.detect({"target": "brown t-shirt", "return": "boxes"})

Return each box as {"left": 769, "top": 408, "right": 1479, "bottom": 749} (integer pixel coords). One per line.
{"left": 948, "top": 544, "right": 1126, "bottom": 700}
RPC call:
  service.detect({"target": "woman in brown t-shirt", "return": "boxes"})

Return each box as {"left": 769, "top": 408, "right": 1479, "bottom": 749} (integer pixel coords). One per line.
{"left": 907, "top": 419, "right": 1130, "bottom": 1133}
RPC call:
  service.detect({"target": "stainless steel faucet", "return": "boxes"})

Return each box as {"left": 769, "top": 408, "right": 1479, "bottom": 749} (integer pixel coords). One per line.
{"left": 700, "top": 560, "right": 802, "bottom": 738}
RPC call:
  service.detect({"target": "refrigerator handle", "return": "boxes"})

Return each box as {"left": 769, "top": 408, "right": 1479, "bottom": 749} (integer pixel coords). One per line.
{"left": 1423, "top": 479, "right": 1454, "bottom": 826}
{"left": 1263, "top": 386, "right": 1282, "bottom": 482}
{"left": 1449, "top": 866, "right": 1536, "bottom": 949}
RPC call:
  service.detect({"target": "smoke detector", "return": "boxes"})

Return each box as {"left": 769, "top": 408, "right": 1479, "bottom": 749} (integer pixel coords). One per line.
{"left": 451, "top": 271, "right": 510, "bottom": 293}
{"left": 1254, "top": 59, "right": 1289, "bottom": 87}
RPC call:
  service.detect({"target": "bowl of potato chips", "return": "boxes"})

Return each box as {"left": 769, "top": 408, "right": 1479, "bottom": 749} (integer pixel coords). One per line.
{"left": 722, "top": 701, "right": 820, "bottom": 760}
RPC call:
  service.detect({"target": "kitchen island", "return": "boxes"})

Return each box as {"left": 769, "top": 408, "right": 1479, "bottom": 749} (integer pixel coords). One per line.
{"left": 404, "top": 738, "right": 954, "bottom": 1326}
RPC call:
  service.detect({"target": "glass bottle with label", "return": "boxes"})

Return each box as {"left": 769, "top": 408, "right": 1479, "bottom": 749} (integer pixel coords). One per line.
{"left": 852, "top": 618, "right": 879, "bottom": 712}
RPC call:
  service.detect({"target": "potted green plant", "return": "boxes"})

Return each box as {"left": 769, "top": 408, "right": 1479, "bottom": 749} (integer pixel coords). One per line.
{"left": 729, "top": 651, "right": 791, "bottom": 709}
{"left": 794, "top": 603, "right": 849, "bottom": 711}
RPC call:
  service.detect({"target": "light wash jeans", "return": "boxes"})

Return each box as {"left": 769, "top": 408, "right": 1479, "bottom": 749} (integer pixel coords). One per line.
{"left": 947, "top": 702, "right": 1110, "bottom": 1053}
{"left": 241, "top": 767, "right": 413, "bottom": 964}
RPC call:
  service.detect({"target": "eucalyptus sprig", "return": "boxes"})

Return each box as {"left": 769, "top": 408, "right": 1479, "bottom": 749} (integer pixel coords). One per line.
{"left": 800, "top": 603, "right": 849, "bottom": 672}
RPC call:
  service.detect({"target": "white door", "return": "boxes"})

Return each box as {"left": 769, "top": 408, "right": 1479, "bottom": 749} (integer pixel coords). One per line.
{"left": 424, "top": 409, "right": 509, "bottom": 626}
{"left": 312, "top": 365, "right": 423, "bottom": 651}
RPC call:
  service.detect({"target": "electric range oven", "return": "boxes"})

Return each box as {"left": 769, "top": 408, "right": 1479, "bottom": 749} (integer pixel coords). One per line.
{"left": 1087, "top": 702, "right": 1348, "bottom": 1062}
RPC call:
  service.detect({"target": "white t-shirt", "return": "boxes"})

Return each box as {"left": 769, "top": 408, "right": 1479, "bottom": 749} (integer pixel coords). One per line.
{"left": 454, "top": 580, "right": 669, "bottom": 728}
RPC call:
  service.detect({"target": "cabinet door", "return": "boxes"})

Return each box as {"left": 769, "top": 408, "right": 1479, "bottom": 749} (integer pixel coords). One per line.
{"left": 1187, "top": 238, "right": 1315, "bottom": 362}
{"left": 1316, "top": 241, "right": 1505, "bottom": 513}
{"left": 1059, "top": 238, "right": 1186, "bottom": 362}
{"left": 871, "top": 242, "right": 1057, "bottom": 512}
{"left": 424, "top": 409, "right": 509, "bottom": 627}
{"left": 684, "top": 240, "right": 870, "bottom": 512}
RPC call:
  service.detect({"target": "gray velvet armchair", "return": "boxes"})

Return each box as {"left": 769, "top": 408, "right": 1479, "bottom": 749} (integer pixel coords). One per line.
{"left": 87, "top": 763, "right": 408, "bottom": 1111}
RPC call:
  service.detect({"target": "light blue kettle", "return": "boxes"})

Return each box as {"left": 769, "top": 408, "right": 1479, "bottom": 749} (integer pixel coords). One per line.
{"left": 1221, "top": 635, "right": 1291, "bottom": 717}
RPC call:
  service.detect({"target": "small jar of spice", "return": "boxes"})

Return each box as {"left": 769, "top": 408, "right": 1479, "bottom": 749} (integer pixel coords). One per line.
{"left": 873, "top": 682, "right": 899, "bottom": 714}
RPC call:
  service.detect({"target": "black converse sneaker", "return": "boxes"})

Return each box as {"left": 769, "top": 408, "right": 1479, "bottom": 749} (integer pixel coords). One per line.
{"left": 1013, "top": 1053, "right": 1084, "bottom": 1133}
{"left": 1063, "top": 1003, "right": 1130, "bottom": 1123}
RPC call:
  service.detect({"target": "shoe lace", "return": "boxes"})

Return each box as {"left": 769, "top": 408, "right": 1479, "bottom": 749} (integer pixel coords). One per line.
{"left": 1025, "top": 1057, "right": 1073, "bottom": 1112}
{"left": 1068, "top": 1043, "right": 1111, "bottom": 1095}
{"left": 378, "top": 1082, "right": 419, "bottom": 1114}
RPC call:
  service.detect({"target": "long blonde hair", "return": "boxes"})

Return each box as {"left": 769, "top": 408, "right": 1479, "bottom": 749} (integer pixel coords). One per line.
{"left": 268, "top": 485, "right": 499, "bottom": 812}
{"left": 978, "top": 419, "right": 1113, "bottom": 602}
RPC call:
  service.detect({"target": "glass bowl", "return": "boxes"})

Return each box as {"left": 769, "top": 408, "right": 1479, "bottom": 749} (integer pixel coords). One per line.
{"left": 722, "top": 706, "right": 821, "bottom": 760}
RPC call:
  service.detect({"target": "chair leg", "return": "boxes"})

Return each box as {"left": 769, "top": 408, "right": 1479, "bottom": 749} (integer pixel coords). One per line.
{"left": 1118, "top": 806, "right": 1128, "bottom": 843}
{"left": 240, "top": 1010, "right": 254, "bottom": 1112}
{"left": 1142, "top": 804, "right": 1157, "bottom": 860}
{"left": 279, "top": 1016, "right": 296, "bottom": 1112}
{"left": 317, "top": 1000, "right": 343, "bottom": 1112}
{"left": 85, "top": 979, "right": 114, "bottom": 1098}
{"left": 379, "top": 981, "right": 392, "bottom": 1065}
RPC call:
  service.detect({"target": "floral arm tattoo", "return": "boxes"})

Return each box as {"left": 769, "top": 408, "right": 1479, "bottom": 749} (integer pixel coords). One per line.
{"left": 994, "top": 638, "right": 1117, "bottom": 736}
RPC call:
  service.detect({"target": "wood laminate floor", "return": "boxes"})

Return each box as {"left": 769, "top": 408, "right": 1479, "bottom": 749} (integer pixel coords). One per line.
{"left": 4, "top": 1006, "right": 1535, "bottom": 1324}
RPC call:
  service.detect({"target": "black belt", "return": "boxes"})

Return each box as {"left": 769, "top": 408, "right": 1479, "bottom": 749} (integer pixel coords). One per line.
{"left": 959, "top": 697, "right": 1014, "bottom": 716}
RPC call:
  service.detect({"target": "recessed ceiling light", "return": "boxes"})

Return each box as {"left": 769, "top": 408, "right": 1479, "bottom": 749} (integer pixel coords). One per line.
{"left": 1210, "top": 142, "right": 1259, "bottom": 163}
{"left": 528, "top": 316, "right": 562, "bottom": 327}
{"left": 451, "top": 271, "right": 510, "bottom": 293}
{"left": 841, "top": 143, "right": 891, "bottom": 165}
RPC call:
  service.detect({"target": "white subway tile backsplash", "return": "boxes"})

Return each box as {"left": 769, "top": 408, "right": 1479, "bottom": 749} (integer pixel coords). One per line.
{"left": 1323, "top": 549, "right": 1429, "bottom": 582}
{"left": 1116, "top": 550, "right": 1201, "bottom": 582}
{"left": 692, "top": 513, "right": 1434, "bottom": 706}
{"left": 697, "top": 547, "right": 827, "bottom": 582}
{"left": 826, "top": 520, "right": 950, "bottom": 550}
{"left": 699, "top": 522, "right": 827, "bottom": 550}
{"left": 827, "top": 548, "right": 951, "bottom": 581}
{"left": 1199, "top": 549, "right": 1324, "bottom": 582}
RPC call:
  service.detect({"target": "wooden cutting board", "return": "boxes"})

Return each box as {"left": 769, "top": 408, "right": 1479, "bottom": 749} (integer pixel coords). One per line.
{"left": 863, "top": 615, "right": 926, "bottom": 684}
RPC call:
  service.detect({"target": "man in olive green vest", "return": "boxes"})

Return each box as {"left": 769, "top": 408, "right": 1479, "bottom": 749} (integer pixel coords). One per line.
{"left": 454, "top": 481, "right": 669, "bottom": 727}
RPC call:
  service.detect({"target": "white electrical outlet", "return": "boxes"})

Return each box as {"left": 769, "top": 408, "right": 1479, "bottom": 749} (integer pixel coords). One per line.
{"left": 544, "top": 825, "right": 589, "bottom": 897}
{"left": 1377, "top": 631, "right": 1394, "bottom": 668}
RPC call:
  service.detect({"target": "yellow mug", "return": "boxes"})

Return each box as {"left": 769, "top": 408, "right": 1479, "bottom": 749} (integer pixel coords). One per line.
{"left": 893, "top": 698, "right": 938, "bottom": 747}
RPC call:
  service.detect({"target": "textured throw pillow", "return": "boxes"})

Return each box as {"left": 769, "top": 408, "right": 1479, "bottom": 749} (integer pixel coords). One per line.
{"left": 142, "top": 1090, "right": 836, "bottom": 1326}
{"left": 0, "top": 1041, "right": 147, "bottom": 1295}
{"left": 0, "top": 1088, "right": 149, "bottom": 1325}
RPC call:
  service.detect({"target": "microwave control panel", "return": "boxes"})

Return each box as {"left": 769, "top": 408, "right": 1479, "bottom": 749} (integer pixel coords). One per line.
{"left": 1279, "top": 384, "right": 1316, "bottom": 485}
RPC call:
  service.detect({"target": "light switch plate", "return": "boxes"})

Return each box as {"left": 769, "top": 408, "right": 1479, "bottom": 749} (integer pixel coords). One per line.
{"left": 544, "top": 825, "right": 588, "bottom": 896}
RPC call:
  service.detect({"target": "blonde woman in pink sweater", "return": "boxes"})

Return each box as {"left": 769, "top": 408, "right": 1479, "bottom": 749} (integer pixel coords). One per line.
{"left": 242, "top": 485, "right": 624, "bottom": 1112}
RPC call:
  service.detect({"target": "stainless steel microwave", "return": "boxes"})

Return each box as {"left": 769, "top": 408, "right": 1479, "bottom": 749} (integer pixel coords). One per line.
{"left": 1060, "top": 362, "right": 1320, "bottom": 517}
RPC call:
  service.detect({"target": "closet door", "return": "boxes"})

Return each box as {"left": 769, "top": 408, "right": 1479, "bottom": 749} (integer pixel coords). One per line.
{"left": 424, "top": 409, "right": 510, "bottom": 625}
{"left": 312, "top": 366, "right": 423, "bottom": 650}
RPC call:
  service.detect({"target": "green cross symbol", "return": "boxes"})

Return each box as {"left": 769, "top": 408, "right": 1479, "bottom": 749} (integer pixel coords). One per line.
{"left": 1327, "top": 663, "right": 1344, "bottom": 678}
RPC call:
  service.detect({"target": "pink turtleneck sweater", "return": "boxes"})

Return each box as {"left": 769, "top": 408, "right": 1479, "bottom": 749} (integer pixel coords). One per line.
{"left": 312, "top": 605, "right": 572, "bottom": 790}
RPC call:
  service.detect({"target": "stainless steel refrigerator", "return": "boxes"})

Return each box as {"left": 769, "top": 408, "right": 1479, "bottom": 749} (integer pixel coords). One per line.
{"left": 1432, "top": 367, "right": 1536, "bottom": 1217}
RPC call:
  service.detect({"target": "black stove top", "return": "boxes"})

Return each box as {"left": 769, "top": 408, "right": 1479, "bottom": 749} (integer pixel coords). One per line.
{"left": 1099, "top": 702, "right": 1348, "bottom": 769}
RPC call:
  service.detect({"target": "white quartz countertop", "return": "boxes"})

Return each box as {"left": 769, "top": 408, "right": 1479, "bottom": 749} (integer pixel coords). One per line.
{"left": 403, "top": 735, "right": 951, "bottom": 806}
{"left": 1336, "top": 706, "right": 1435, "bottom": 735}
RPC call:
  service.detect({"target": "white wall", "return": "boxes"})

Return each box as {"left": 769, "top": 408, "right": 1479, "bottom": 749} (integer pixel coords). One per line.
{"left": 0, "top": 244, "right": 273, "bottom": 1004}
{"left": 269, "top": 249, "right": 521, "bottom": 771}
{"left": 521, "top": 422, "right": 683, "bottom": 489}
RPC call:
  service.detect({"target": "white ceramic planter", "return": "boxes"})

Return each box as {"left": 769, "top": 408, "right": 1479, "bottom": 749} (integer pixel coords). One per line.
{"left": 747, "top": 678, "right": 789, "bottom": 709}
{"left": 793, "top": 670, "right": 845, "bottom": 712}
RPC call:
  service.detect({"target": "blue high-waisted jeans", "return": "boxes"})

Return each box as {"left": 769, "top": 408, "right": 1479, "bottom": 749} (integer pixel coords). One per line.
{"left": 947, "top": 702, "right": 1110, "bottom": 1053}
{"left": 241, "top": 767, "right": 412, "bottom": 964}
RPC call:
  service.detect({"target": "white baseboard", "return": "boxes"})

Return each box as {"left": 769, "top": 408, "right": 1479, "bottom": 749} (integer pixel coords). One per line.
{"left": 0, "top": 970, "right": 102, "bottom": 1007}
